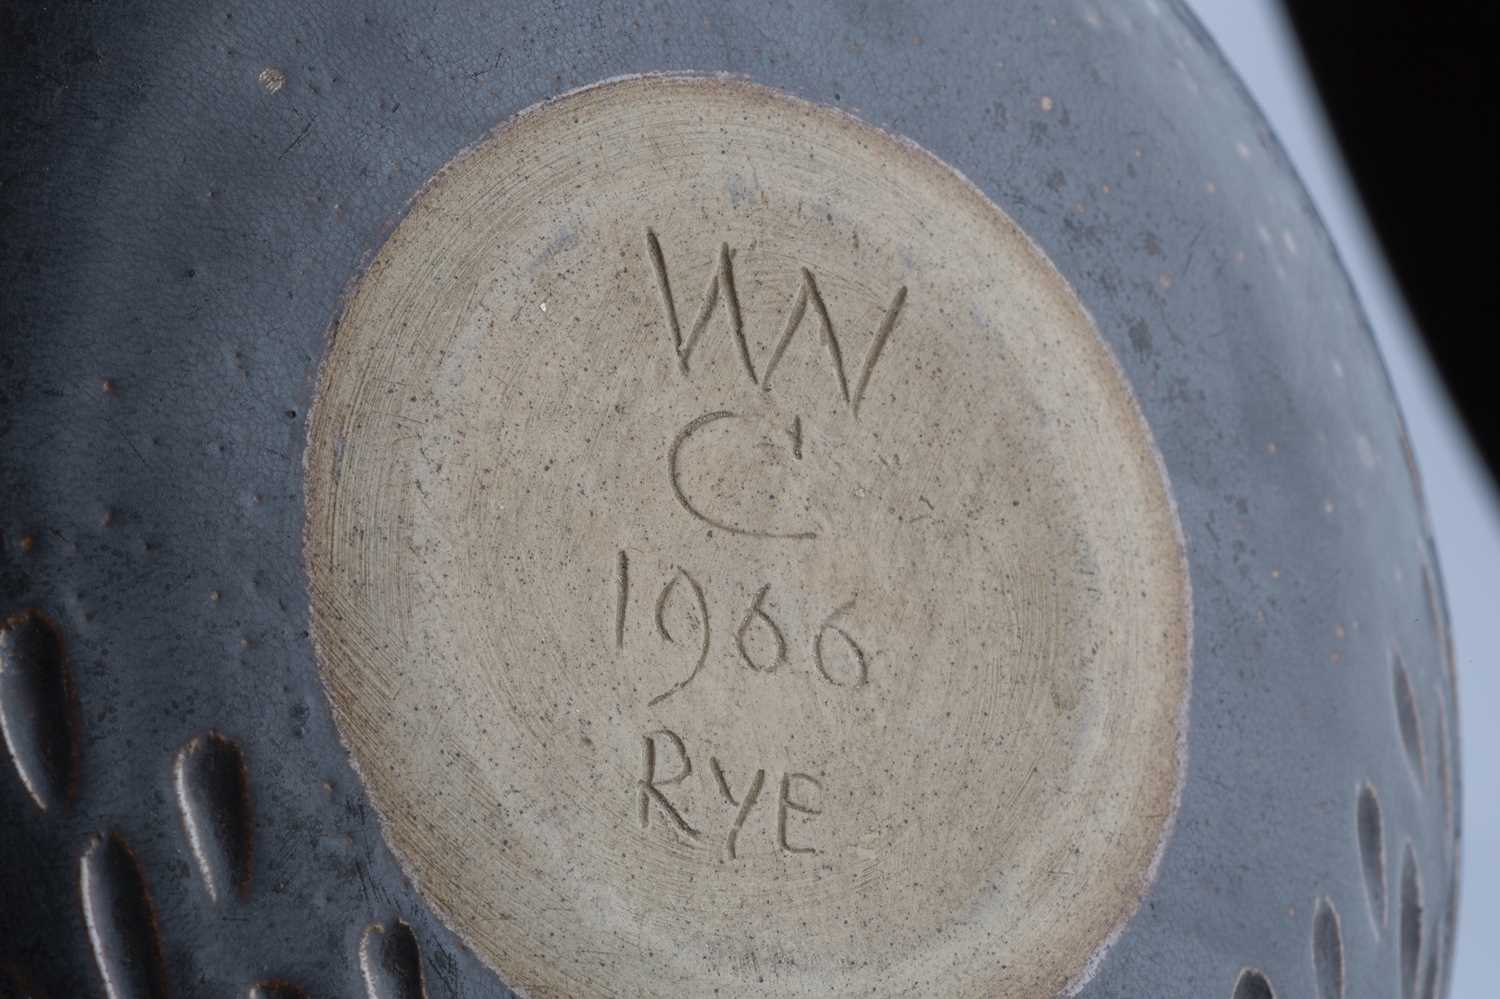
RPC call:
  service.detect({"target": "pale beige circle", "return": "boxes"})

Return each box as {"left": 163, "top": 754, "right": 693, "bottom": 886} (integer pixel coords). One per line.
{"left": 306, "top": 75, "right": 1190, "bottom": 998}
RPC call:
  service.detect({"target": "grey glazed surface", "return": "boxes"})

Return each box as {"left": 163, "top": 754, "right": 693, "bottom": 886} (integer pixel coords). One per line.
{"left": 0, "top": 1, "right": 1458, "bottom": 996}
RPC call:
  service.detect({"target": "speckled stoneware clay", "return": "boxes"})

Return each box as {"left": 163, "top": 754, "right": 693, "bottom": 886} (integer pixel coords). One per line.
{"left": 0, "top": 3, "right": 1459, "bottom": 998}
{"left": 306, "top": 75, "right": 1189, "bottom": 998}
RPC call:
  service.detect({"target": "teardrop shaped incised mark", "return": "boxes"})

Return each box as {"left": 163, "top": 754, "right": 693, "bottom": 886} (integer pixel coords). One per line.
{"left": 1419, "top": 948, "right": 1441, "bottom": 999}
{"left": 1232, "top": 968, "right": 1275, "bottom": 999}
{"left": 1393, "top": 655, "right": 1426, "bottom": 786}
{"left": 1357, "top": 783, "right": 1387, "bottom": 930}
{"left": 1435, "top": 694, "right": 1454, "bottom": 836}
{"left": 359, "top": 921, "right": 425, "bottom": 999}
{"left": 1312, "top": 896, "right": 1344, "bottom": 999}
{"left": 247, "top": 983, "right": 308, "bottom": 999}
{"left": 1400, "top": 843, "right": 1424, "bottom": 999}
{"left": 0, "top": 610, "right": 78, "bottom": 812}
{"left": 80, "top": 832, "right": 170, "bottom": 999}
{"left": 173, "top": 732, "right": 252, "bottom": 902}
{"left": 1441, "top": 874, "right": 1459, "bottom": 996}
{"left": 1420, "top": 561, "right": 1454, "bottom": 679}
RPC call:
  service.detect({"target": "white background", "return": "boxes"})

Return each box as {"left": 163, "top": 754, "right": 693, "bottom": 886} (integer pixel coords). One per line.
{"left": 1184, "top": 2, "right": 1500, "bottom": 994}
